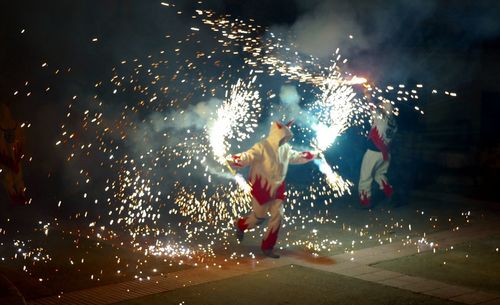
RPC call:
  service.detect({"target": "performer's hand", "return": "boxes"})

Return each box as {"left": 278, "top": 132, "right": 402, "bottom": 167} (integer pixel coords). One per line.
{"left": 226, "top": 154, "right": 242, "bottom": 167}
{"left": 314, "top": 151, "right": 324, "bottom": 160}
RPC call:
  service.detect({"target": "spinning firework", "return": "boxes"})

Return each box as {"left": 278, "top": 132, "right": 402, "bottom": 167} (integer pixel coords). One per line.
{"left": 307, "top": 72, "right": 364, "bottom": 195}
{"left": 207, "top": 77, "right": 261, "bottom": 193}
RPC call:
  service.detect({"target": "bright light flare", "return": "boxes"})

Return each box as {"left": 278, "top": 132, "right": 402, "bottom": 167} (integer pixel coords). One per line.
{"left": 208, "top": 78, "right": 260, "bottom": 164}
{"left": 313, "top": 158, "right": 352, "bottom": 196}
{"left": 234, "top": 173, "right": 252, "bottom": 193}
{"left": 311, "top": 70, "right": 356, "bottom": 151}
{"left": 343, "top": 75, "right": 367, "bottom": 85}
{"left": 206, "top": 78, "right": 260, "bottom": 193}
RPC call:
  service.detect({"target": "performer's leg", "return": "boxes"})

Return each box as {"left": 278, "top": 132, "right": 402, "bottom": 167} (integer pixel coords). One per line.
{"left": 237, "top": 197, "right": 267, "bottom": 230}
{"left": 374, "top": 156, "right": 393, "bottom": 197}
{"left": 358, "top": 150, "right": 379, "bottom": 206}
{"left": 261, "top": 199, "right": 283, "bottom": 258}
{"left": 235, "top": 198, "right": 267, "bottom": 241}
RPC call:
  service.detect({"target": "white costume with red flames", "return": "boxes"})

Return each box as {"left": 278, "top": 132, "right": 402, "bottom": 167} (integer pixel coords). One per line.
{"left": 358, "top": 107, "right": 397, "bottom": 206}
{"left": 227, "top": 121, "right": 317, "bottom": 255}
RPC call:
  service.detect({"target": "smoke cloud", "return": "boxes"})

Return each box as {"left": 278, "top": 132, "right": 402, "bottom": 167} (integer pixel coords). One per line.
{"left": 276, "top": 1, "right": 437, "bottom": 59}
{"left": 269, "top": 0, "right": 500, "bottom": 84}
{"left": 282, "top": 0, "right": 500, "bottom": 59}
{"left": 152, "top": 98, "right": 222, "bottom": 132}
{"left": 278, "top": 84, "right": 317, "bottom": 126}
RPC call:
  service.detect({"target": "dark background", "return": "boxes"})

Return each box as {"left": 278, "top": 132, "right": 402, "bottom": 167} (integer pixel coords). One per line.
{"left": 1, "top": 0, "right": 499, "bottom": 207}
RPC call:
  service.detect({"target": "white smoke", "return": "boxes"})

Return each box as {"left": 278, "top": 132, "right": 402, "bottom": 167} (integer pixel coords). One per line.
{"left": 278, "top": 85, "right": 316, "bottom": 125}
{"left": 289, "top": 7, "right": 365, "bottom": 58}
{"left": 274, "top": 0, "right": 438, "bottom": 59}
{"left": 151, "top": 98, "right": 222, "bottom": 132}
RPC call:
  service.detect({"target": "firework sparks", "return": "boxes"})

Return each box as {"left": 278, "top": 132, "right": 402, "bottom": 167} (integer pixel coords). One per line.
{"left": 0, "top": 3, "right": 474, "bottom": 301}
{"left": 2, "top": 3, "right": 468, "bottom": 294}
{"left": 310, "top": 69, "right": 359, "bottom": 147}
{"left": 207, "top": 77, "right": 260, "bottom": 194}
{"left": 313, "top": 157, "right": 352, "bottom": 196}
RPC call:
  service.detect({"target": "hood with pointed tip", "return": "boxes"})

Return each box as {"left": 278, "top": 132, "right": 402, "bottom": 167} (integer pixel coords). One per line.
{"left": 267, "top": 121, "right": 293, "bottom": 148}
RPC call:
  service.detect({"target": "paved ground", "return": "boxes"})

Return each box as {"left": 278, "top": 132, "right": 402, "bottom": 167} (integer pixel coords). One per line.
{"left": 26, "top": 220, "right": 500, "bottom": 305}
{"left": 114, "top": 265, "right": 463, "bottom": 305}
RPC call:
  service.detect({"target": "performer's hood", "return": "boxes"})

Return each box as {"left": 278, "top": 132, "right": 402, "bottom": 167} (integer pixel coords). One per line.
{"left": 267, "top": 120, "right": 294, "bottom": 148}
{"left": 382, "top": 101, "right": 394, "bottom": 116}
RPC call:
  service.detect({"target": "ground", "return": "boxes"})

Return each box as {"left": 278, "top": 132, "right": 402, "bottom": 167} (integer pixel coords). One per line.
{"left": 1, "top": 191, "right": 499, "bottom": 305}
{"left": 375, "top": 235, "right": 500, "bottom": 294}
{"left": 114, "top": 265, "right": 461, "bottom": 305}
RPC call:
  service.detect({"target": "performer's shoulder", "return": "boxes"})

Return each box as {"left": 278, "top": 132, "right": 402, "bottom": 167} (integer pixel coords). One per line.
{"left": 279, "top": 143, "right": 292, "bottom": 151}
{"left": 252, "top": 141, "right": 265, "bottom": 150}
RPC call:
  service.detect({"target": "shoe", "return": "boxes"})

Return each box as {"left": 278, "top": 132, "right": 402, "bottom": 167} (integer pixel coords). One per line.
{"left": 359, "top": 191, "right": 371, "bottom": 208}
{"left": 262, "top": 249, "right": 280, "bottom": 259}
{"left": 234, "top": 223, "right": 244, "bottom": 242}
{"left": 382, "top": 181, "right": 393, "bottom": 198}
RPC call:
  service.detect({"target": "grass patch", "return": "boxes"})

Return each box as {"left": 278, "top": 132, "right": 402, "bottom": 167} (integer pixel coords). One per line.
{"left": 374, "top": 235, "right": 500, "bottom": 293}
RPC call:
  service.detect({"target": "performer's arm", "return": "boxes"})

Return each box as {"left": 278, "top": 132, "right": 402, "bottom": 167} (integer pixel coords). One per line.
{"left": 289, "top": 149, "right": 321, "bottom": 165}
{"left": 363, "top": 83, "right": 379, "bottom": 119}
{"left": 226, "top": 143, "right": 262, "bottom": 168}
{"left": 363, "top": 83, "right": 390, "bottom": 160}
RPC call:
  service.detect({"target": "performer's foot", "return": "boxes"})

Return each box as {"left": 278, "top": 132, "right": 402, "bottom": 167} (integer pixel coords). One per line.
{"left": 359, "top": 191, "right": 371, "bottom": 208}
{"left": 234, "top": 223, "right": 244, "bottom": 242}
{"left": 262, "top": 249, "right": 280, "bottom": 259}
{"left": 382, "top": 181, "right": 394, "bottom": 198}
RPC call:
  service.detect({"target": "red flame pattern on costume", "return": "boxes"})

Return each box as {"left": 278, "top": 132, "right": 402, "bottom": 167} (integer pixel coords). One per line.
{"left": 368, "top": 127, "right": 389, "bottom": 161}
{"left": 261, "top": 224, "right": 280, "bottom": 250}
{"left": 382, "top": 180, "right": 393, "bottom": 197}
{"left": 251, "top": 175, "right": 285, "bottom": 205}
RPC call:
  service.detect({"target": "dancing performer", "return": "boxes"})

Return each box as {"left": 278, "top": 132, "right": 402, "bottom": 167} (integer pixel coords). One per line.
{"left": 227, "top": 120, "right": 320, "bottom": 258}
{"left": 358, "top": 85, "right": 397, "bottom": 207}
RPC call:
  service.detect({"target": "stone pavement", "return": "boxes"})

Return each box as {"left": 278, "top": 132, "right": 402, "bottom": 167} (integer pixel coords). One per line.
{"left": 27, "top": 222, "right": 500, "bottom": 305}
